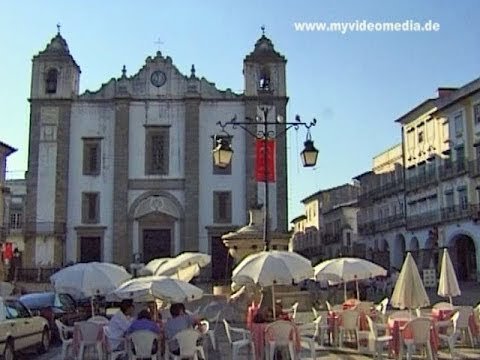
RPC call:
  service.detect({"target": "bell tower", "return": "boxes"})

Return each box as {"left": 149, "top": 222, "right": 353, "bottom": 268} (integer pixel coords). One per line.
{"left": 25, "top": 29, "right": 81, "bottom": 266}
{"left": 243, "top": 29, "right": 289, "bottom": 232}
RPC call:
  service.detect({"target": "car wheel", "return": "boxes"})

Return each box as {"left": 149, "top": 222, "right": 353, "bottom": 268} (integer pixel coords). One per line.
{"left": 37, "top": 328, "right": 50, "bottom": 354}
{"left": 3, "top": 341, "right": 14, "bottom": 360}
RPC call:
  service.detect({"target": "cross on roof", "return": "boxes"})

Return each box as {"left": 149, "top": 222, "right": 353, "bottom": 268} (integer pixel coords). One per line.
{"left": 154, "top": 38, "right": 164, "bottom": 51}
{"left": 57, "top": 23, "right": 61, "bottom": 34}
{"left": 261, "top": 25, "right": 265, "bottom": 36}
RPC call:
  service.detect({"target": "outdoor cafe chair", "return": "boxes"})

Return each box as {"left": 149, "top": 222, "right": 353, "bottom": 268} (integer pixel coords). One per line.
{"left": 265, "top": 320, "right": 298, "bottom": 360}
{"left": 438, "top": 311, "right": 461, "bottom": 359}
{"left": 88, "top": 315, "right": 109, "bottom": 323}
{"left": 400, "top": 317, "right": 434, "bottom": 360}
{"left": 298, "top": 315, "right": 323, "bottom": 359}
{"left": 167, "top": 328, "right": 203, "bottom": 360}
{"left": 129, "top": 329, "right": 159, "bottom": 360}
{"left": 55, "top": 319, "right": 73, "bottom": 360}
{"left": 77, "top": 321, "right": 104, "bottom": 360}
{"left": 433, "top": 301, "right": 454, "bottom": 310}
{"left": 366, "top": 315, "right": 392, "bottom": 360}
{"left": 103, "top": 326, "right": 127, "bottom": 360}
{"left": 455, "top": 306, "right": 475, "bottom": 347}
{"left": 223, "top": 319, "right": 254, "bottom": 359}
{"left": 338, "top": 309, "right": 359, "bottom": 349}
{"left": 205, "top": 309, "right": 222, "bottom": 350}
{"left": 285, "top": 302, "right": 299, "bottom": 320}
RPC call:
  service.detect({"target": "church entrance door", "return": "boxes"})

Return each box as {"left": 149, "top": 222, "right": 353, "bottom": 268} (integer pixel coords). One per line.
{"left": 143, "top": 229, "right": 171, "bottom": 263}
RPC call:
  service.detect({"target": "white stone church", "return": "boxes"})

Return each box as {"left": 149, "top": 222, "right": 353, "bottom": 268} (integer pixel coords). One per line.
{"left": 24, "top": 30, "right": 290, "bottom": 280}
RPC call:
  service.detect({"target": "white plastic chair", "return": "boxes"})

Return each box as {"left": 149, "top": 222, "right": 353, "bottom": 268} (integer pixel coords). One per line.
{"left": 298, "top": 316, "right": 322, "bottom": 359}
{"left": 88, "top": 315, "right": 109, "bottom": 323}
{"left": 389, "top": 310, "right": 411, "bottom": 320}
{"left": 455, "top": 306, "right": 475, "bottom": 346}
{"left": 311, "top": 307, "right": 318, "bottom": 320}
{"left": 366, "top": 315, "right": 392, "bottom": 360}
{"left": 265, "top": 320, "right": 298, "bottom": 360}
{"left": 438, "top": 311, "right": 460, "bottom": 359}
{"left": 167, "top": 328, "right": 202, "bottom": 360}
{"left": 286, "top": 302, "right": 299, "bottom": 320}
{"left": 129, "top": 330, "right": 159, "bottom": 360}
{"left": 400, "top": 317, "right": 434, "bottom": 360}
{"left": 103, "top": 326, "right": 127, "bottom": 360}
{"left": 223, "top": 319, "right": 255, "bottom": 359}
{"left": 433, "top": 302, "right": 454, "bottom": 310}
{"left": 338, "top": 309, "right": 359, "bottom": 348}
{"left": 205, "top": 310, "right": 222, "bottom": 350}
{"left": 77, "top": 321, "right": 104, "bottom": 360}
{"left": 356, "top": 301, "right": 373, "bottom": 314}
{"left": 55, "top": 319, "right": 73, "bottom": 360}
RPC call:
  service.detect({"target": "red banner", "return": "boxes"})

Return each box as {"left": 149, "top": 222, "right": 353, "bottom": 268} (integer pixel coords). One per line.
{"left": 3, "top": 243, "right": 13, "bottom": 261}
{"left": 255, "top": 139, "right": 276, "bottom": 182}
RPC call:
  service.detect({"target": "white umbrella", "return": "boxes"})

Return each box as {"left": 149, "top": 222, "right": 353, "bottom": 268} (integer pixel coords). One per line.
{"left": 231, "top": 250, "right": 313, "bottom": 319}
{"left": 0, "top": 282, "right": 13, "bottom": 297}
{"left": 438, "top": 248, "right": 461, "bottom": 305}
{"left": 391, "top": 252, "right": 430, "bottom": 310}
{"left": 50, "top": 262, "right": 132, "bottom": 314}
{"left": 139, "top": 258, "right": 171, "bottom": 276}
{"left": 112, "top": 275, "right": 203, "bottom": 303}
{"left": 154, "top": 252, "right": 211, "bottom": 277}
{"left": 314, "top": 257, "right": 387, "bottom": 300}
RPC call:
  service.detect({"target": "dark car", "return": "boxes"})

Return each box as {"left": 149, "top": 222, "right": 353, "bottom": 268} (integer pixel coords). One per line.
{"left": 19, "top": 292, "right": 89, "bottom": 340}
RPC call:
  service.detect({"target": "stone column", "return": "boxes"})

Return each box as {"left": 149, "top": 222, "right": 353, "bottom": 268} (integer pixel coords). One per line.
{"left": 112, "top": 100, "right": 131, "bottom": 265}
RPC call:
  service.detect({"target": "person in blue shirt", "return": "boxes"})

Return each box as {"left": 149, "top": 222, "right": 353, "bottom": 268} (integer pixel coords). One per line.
{"left": 127, "top": 309, "right": 161, "bottom": 356}
{"left": 165, "top": 303, "right": 202, "bottom": 356}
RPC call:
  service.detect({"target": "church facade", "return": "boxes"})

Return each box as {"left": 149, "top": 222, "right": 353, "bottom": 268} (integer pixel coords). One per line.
{"left": 24, "top": 31, "right": 289, "bottom": 278}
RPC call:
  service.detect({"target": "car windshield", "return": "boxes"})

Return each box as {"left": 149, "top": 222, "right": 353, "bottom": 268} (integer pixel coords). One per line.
{"left": 55, "top": 294, "right": 75, "bottom": 311}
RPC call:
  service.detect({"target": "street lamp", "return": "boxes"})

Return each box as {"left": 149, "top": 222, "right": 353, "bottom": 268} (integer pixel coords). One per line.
{"left": 213, "top": 106, "right": 318, "bottom": 251}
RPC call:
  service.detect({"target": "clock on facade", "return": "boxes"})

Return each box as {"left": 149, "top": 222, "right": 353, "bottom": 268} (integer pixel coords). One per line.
{"left": 150, "top": 70, "right": 167, "bottom": 87}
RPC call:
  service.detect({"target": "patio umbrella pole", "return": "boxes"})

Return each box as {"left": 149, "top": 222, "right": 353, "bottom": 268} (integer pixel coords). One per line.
{"left": 355, "top": 279, "right": 359, "bottom": 300}
{"left": 90, "top": 297, "right": 95, "bottom": 316}
{"left": 343, "top": 281, "right": 347, "bottom": 302}
{"left": 449, "top": 295, "right": 452, "bottom": 306}
{"left": 272, "top": 284, "right": 276, "bottom": 320}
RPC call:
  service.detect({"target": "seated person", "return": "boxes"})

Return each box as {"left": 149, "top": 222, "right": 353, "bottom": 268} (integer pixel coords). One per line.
{"left": 343, "top": 290, "right": 360, "bottom": 309}
{"left": 274, "top": 302, "right": 291, "bottom": 321}
{"left": 127, "top": 309, "right": 161, "bottom": 355}
{"left": 107, "top": 300, "right": 134, "bottom": 350}
{"left": 165, "top": 303, "right": 202, "bottom": 356}
{"left": 253, "top": 306, "right": 273, "bottom": 323}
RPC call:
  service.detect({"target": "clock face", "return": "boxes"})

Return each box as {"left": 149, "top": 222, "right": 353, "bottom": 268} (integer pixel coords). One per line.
{"left": 150, "top": 70, "right": 167, "bottom": 87}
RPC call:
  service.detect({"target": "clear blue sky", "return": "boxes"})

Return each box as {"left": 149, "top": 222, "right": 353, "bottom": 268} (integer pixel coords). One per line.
{"left": 1, "top": 0, "right": 479, "bottom": 221}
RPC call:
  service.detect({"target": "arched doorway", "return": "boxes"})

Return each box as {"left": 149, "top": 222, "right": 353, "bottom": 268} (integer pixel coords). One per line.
{"left": 449, "top": 234, "right": 477, "bottom": 281}
{"left": 392, "top": 234, "right": 406, "bottom": 271}
{"left": 409, "top": 237, "right": 419, "bottom": 265}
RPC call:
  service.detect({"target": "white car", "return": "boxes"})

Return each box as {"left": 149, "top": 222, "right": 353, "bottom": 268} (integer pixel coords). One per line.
{"left": 0, "top": 297, "right": 50, "bottom": 360}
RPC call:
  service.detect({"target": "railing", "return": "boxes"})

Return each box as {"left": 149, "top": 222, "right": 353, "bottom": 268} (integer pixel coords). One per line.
{"left": 406, "top": 210, "right": 440, "bottom": 230}
{"left": 468, "top": 160, "right": 480, "bottom": 178}
{"left": 24, "top": 222, "right": 66, "bottom": 235}
{"left": 375, "top": 214, "right": 406, "bottom": 232}
{"left": 15, "top": 267, "right": 60, "bottom": 283}
{"left": 441, "top": 205, "right": 472, "bottom": 222}
{"left": 438, "top": 160, "right": 467, "bottom": 180}
{"left": 358, "top": 179, "right": 404, "bottom": 204}
{"left": 405, "top": 169, "right": 437, "bottom": 192}
{"left": 323, "top": 233, "right": 341, "bottom": 245}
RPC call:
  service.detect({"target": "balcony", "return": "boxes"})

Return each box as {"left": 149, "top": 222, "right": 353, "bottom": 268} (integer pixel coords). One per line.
{"left": 468, "top": 160, "right": 480, "bottom": 178}
{"left": 358, "top": 179, "right": 404, "bottom": 204}
{"left": 441, "top": 205, "right": 472, "bottom": 222}
{"left": 24, "top": 222, "right": 66, "bottom": 236}
{"left": 405, "top": 169, "right": 437, "bottom": 192}
{"left": 375, "top": 214, "right": 406, "bottom": 232}
{"left": 358, "top": 221, "right": 376, "bottom": 236}
{"left": 406, "top": 210, "right": 440, "bottom": 230}
{"left": 323, "top": 232, "right": 341, "bottom": 245}
{"left": 439, "top": 160, "right": 467, "bottom": 181}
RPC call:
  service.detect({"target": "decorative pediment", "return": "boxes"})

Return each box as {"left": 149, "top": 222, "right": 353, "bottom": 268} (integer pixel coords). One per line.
{"left": 134, "top": 195, "right": 181, "bottom": 219}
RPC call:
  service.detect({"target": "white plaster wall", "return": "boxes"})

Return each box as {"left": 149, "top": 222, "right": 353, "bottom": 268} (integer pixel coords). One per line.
{"left": 35, "top": 236, "right": 55, "bottom": 266}
{"left": 198, "top": 102, "right": 247, "bottom": 253}
{"left": 128, "top": 102, "right": 185, "bottom": 179}
{"left": 66, "top": 103, "right": 115, "bottom": 262}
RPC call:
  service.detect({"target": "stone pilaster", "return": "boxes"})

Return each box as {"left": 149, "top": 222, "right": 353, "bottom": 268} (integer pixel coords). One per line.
{"left": 183, "top": 97, "right": 200, "bottom": 251}
{"left": 53, "top": 101, "right": 72, "bottom": 266}
{"left": 244, "top": 100, "right": 259, "bottom": 211}
{"left": 112, "top": 100, "right": 131, "bottom": 265}
{"left": 24, "top": 103, "right": 41, "bottom": 267}
{"left": 273, "top": 99, "right": 288, "bottom": 232}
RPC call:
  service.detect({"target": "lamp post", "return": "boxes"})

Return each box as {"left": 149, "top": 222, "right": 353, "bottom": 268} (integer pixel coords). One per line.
{"left": 213, "top": 106, "right": 318, "bottom": 251}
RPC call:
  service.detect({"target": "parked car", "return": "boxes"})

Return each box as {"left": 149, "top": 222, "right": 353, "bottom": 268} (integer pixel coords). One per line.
{"left": 19, "top": 292, "right": 89, "bottom": 340}
{"left": 0, "top": 297, "right": 50, "bottom": 359}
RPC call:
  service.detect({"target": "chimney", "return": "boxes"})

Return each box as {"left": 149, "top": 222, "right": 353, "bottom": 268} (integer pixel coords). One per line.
{"left": 437, "top": 87, "right": 457, "bottom": 98}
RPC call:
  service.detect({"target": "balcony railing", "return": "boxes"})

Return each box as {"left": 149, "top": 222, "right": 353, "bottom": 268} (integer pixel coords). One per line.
{"left": 405, "top": 169, "right": 437, "bottom": 192}
{"left": 24, "top": 222, "right": 66, "bottom": 236}
{"left": 441, "top": 205, "right": 472, "bottom": 222}
{"left": 468, "top": 160, "right": 480, "bottom": 178}
{"left": 439, "top": 160, "right": 467, "bottom": 180}
{"left": 406, "top": 210, "right": 440, "bottom": 230}
{"left": 358, "top": 179, "right": 404, "bottom": 204}
{"left": 375, "top": 214, "right": 406, "bottom": 232}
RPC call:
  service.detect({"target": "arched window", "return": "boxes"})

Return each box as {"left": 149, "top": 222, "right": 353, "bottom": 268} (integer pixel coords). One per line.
{"left": 258, "top": 68, "right": 271, "bottom": 91}
{"left": 46, "top": 68, "right": 58, "bottom": 94}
